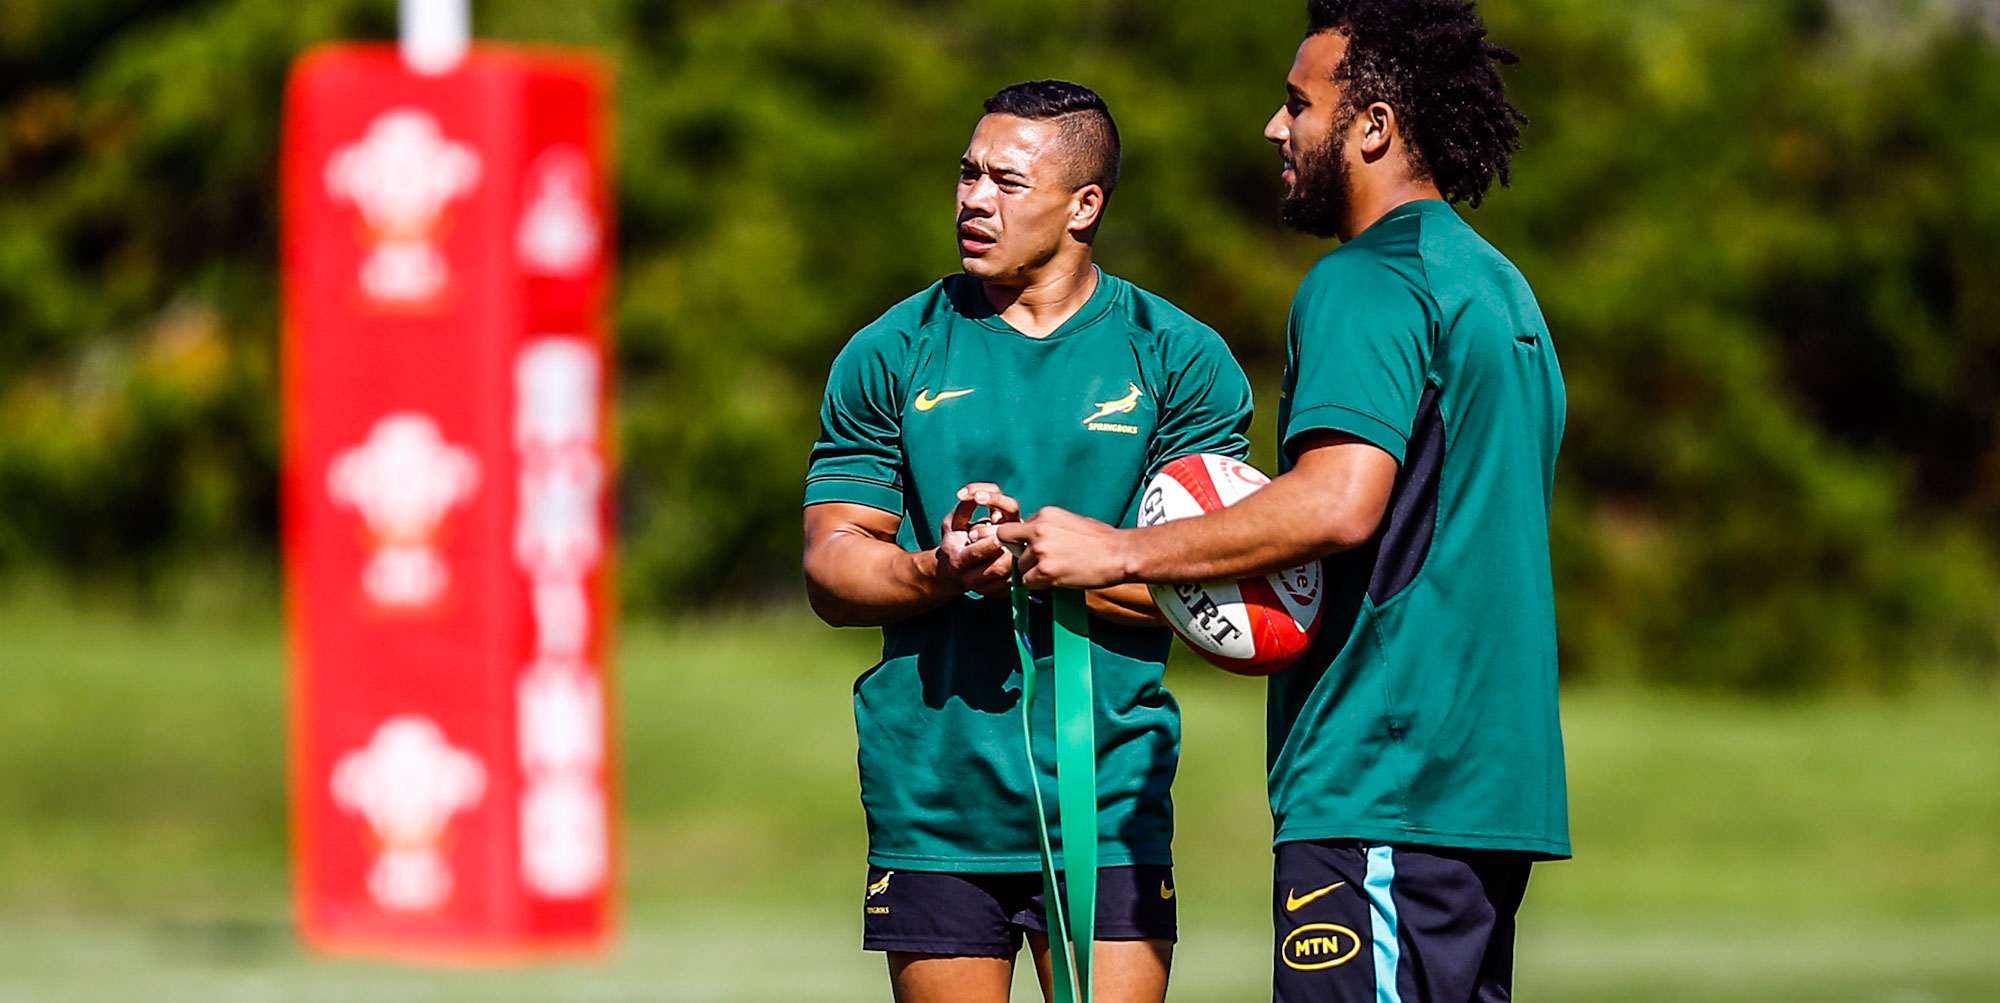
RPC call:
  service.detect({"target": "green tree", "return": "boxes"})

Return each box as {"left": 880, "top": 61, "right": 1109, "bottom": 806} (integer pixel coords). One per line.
{"left": 1, "top": 0, "right": 1995, "bottom": 688}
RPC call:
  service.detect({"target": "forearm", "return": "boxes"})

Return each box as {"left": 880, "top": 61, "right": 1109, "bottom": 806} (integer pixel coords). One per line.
{"left": 1085, "top": 583, "right": 1165, "bottom": 627}
{"left": 1122, "top": 461, "right": 1381, "bottom": 584}
{"left": 804, "top": 531, "right": 958, "bottom": 627}
{"left": 1000, "top": 439, "right": 1396, "bottom": 592}
{"left": 1121, "top": 501, "right": 1328, "bottom": 584}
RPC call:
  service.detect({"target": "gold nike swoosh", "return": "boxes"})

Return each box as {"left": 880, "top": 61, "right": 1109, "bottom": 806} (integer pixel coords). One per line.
{"left": 1285, "top": 882, "right": 1346, "bottom": 912}
{"left": 913, "top": 388, "right": 975, "bottom": 411}
{"left": 1160, "top": 882, "right": 1175, "bottom": 900}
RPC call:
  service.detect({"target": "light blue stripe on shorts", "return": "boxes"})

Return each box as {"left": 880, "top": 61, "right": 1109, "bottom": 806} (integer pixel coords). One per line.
{"left": 1363, "top": 845, "right": 1401, "bottom": 1003}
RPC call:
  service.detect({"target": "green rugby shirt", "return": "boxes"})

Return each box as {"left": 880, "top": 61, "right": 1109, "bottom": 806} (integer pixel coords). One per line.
{"left": 1272, "top": 200, "right": 1571, "bottom": 859}
{"left": 807, "top": 270, "right": 1253, "bottom": 871}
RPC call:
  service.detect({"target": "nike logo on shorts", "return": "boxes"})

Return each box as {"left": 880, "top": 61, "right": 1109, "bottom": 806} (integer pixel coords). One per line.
{"left": 1285, "top": 881, "right": 1346, "bottom": 912}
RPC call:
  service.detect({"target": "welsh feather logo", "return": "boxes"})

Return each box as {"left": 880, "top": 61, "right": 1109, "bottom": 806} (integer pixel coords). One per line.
{"left": 516, "top": 145, "right": 600, "bottom": 276}
{"left": 327, "top": 412, "right": 480, "bottom": 608}
{"left": 517, "top": 660, "right": 608, "bottom": 898}
{"left": 331, "top": 716, "right": 487, "bottom": 912}
{"left": 324, "top": 109, "right": 482, "bottom": 304}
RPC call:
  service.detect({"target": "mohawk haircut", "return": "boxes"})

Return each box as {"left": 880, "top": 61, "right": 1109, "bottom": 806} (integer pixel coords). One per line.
{"left": 982, "top": 80, "right": 1122, "bottom": 198}
{"left": 1306, "top": 0, "right": 1525, "bottom": 207}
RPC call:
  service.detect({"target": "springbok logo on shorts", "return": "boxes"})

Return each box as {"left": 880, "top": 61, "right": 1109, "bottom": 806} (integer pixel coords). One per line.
{"left": 324, "top": 109, "right": 482, "bottom": 304}
{"left": 327, "top": 413, "right": 480, "bottom": 608}
{"left": 866, "top": 872, "right": 894, "bottom": 899}
{"left": 331, "top": 716, "right": 487, "bottom": 912}
{"left": 865, "top": 871, "right": 894, "bottom": 915}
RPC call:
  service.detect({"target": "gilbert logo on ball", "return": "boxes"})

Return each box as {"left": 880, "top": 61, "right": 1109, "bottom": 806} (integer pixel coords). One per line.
{"left": 1139, "top": 454, "right": 1323, "bottom": 674}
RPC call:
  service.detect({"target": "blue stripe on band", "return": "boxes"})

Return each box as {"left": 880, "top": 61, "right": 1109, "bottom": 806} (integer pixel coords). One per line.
{"left": 1364, "top": 845, "right": 1402, "bottom": 1003}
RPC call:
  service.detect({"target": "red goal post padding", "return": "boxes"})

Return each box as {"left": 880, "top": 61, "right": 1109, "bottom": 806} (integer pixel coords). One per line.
{"left": 282, "top": 44, "right": 616, "bottom": 959}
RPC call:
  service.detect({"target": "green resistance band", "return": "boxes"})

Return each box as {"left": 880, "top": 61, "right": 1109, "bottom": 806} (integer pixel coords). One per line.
{"left": 1011, "top": 580, "right": 1097, "bottom": 1003}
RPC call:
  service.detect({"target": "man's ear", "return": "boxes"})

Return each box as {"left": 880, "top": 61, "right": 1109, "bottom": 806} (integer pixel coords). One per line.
{"left": 1358, "top": 101, "right": 1396, "bottom": 161}
{"left": 1069, "top": 183, "right": 1107, "bottom": 235}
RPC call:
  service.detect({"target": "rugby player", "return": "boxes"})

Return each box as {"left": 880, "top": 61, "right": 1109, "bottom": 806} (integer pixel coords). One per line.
{"left": 997, "top": 4, "right": 1569, "bottom": 1000}
{"left": 802, "top": 80, "right": 1253, "bottom": 1003}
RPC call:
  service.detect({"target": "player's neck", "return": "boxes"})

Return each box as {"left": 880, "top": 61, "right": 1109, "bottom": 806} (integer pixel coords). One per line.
{"left": 1340, "top": 178, "right": 1446, "bottom": 242}
{"left": 983, "top": 256, "right": 1099, "bottom": 339}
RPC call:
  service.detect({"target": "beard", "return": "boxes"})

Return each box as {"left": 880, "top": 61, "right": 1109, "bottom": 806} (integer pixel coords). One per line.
{"left": 1280, "top": 127, "right": 1350, "bottom": 239}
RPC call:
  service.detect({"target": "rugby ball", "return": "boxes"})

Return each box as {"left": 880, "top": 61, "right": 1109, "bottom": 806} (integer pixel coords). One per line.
{"left": 1139, "top": 454, "right": 1323, "bottom": 675}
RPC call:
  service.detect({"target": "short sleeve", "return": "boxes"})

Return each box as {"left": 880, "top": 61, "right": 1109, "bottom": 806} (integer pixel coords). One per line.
{"left": 1146, "top": 325, "right": 1254, "bottom": 475}
{"left": 804, "top": 326, "right": 908, "bottom": 515}
{"left": 1283, "top": 256, "right": 1433, "bottom": 464}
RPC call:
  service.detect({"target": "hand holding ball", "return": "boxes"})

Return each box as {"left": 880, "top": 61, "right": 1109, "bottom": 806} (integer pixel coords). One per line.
{"left": 1140, "top": 454, "right": 1324, "bottom": 675}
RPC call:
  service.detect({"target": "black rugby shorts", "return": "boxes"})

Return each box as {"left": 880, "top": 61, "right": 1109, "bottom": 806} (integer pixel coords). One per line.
{"left": 862, "top": 864, "right": 1178, "bottom": 957}
{"left": 1272, "top": 841, "right": 1532, "bottom": 1003}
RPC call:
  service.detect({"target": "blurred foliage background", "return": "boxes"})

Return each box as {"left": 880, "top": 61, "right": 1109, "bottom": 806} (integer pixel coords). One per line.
{"left": 3, "top": 0, "right": 1999, "bottom": 690}
{"left": 3, "top": 2, "right": 1998, "bottom": 999}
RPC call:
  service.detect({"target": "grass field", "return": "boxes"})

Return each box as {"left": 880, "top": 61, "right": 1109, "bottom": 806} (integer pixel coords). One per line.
{"left": 1, "top": 587, "right": 1996, "bottom": 1001}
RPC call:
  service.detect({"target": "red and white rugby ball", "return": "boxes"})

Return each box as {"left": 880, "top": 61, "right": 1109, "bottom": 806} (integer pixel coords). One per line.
{"left": 1139, "top": 454, "right": 1323, "bottom": 675}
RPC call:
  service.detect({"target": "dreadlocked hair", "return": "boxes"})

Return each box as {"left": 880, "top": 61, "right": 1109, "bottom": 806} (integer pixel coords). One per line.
{"left": 1306, "top": 0, "right": 1525, "bottom": 207}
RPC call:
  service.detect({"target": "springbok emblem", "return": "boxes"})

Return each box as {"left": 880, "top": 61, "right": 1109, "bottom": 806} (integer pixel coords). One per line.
{"left": 1083, "top": 382, "right": 1145, "bottom": 424}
